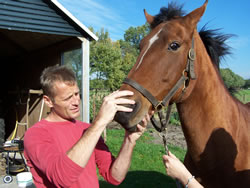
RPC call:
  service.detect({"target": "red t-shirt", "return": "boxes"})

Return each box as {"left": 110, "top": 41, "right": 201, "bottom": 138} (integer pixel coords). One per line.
{"left": 24, "top": 119, "right": 121, "bottom": 188}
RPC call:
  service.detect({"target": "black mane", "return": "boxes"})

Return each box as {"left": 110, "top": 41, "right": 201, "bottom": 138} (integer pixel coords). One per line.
{"left": 151, "top": 2, "right": 233, "bottom": 69}
{"left": 151, "top": 2, "right": 185, "bottom": 29}
{"left": 199, "top": 26, "right": 234, "bottom": 69}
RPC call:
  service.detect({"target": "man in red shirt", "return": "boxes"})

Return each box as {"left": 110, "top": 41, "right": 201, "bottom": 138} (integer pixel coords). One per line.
{"left": 24, "top": 65, "right": 151, "bottom": 188}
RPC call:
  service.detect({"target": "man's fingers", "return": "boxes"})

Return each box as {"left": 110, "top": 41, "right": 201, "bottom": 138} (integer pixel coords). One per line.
{"left": 110, "top": 90, "right": 134, "bottom": 98}
{"left": 116, "top": 105, "right": 133, "bottom": 112}
{"left": 115, "top": 98, "right": 135, "bottom": 105}
{"left": 137, "top": 124, "right": 146, "bottom": 132}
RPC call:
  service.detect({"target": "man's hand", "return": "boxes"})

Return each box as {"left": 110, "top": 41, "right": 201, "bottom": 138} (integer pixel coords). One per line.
{"left": 94, "top": 90, "right": 135, "bottom": 127}
{"left": 124, "top": 113, "right": 151, "bottom": 144}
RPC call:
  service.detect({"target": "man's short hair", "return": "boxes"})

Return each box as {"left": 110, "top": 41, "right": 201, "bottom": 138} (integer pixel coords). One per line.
{"left": 40, "top": 65, "right": 77, "bottom": 99}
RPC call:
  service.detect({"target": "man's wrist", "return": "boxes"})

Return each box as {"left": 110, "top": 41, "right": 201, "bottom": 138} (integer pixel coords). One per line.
{"left": 123, "top": 135, "right": 136, "bottom": 147}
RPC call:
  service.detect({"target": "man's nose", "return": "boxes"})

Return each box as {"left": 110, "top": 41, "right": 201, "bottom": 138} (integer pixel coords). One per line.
{"left": 72, "top": 94, "right": 80, "bottom": 104}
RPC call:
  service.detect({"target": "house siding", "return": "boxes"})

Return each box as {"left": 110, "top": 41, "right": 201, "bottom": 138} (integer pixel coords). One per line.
{"left": 0, "top": 0, "right": 82, "bottom": 36}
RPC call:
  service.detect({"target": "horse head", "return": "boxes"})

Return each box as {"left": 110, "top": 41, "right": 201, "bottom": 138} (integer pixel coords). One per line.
{"left": 114, "top": 1, "right": 208, "bottom": 131}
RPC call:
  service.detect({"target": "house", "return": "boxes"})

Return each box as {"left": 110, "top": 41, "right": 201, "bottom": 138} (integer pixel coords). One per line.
{"left": 0, "top": 0, "right": 97, "bottom": 141}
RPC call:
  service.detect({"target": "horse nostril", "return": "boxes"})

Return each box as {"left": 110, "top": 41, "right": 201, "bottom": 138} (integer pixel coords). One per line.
{"left": 127, "top": 103, "right": 137, "bottom": 112}
{"left": 114, "top": 101, "right": 141, "bottom": 130}
{"left": 128, "top": 102, "right": 140, "bottom": 116}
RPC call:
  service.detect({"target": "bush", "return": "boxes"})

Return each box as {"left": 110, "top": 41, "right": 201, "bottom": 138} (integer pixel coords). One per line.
{"left": 90, "top": 90, "right": 109, "bottom": 121}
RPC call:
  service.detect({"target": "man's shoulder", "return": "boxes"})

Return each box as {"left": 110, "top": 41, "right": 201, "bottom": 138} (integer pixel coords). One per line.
{"left": 75, "top": 120, "right": 90, "bottom": 128}
{"left": 25, "top": 120, "right": 50, "bottom": 136}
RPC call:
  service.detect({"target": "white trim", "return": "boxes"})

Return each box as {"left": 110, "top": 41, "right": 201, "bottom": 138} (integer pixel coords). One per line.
{"left": 81, "top": 38, "right": 90, "bottom": 123}
{"left": 51, "top": 0, "right": 98, "bottom": 41}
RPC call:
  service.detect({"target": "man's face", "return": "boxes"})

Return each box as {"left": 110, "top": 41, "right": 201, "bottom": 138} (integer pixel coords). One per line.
{"left": 50, "top": 81, "right": 81, "bottom": 121}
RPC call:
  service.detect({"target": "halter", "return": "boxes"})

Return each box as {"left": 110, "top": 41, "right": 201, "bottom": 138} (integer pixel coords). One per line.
{"left": 123, "top": 36, "right": 196, "bottom": 132}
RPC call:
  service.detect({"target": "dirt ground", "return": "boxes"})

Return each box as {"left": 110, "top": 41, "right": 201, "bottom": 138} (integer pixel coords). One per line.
{"left": 107, "top": 121, "right": 187, "bottom": 149}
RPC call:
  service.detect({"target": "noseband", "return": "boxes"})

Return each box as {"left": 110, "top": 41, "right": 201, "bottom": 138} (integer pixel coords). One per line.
{"left": 123, "top": 37, "right": 196, "bottom": 132}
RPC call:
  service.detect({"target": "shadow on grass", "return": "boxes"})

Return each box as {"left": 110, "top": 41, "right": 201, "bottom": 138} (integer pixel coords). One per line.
{"left": 99, "top": 170, "right": 177, "bottom": 188}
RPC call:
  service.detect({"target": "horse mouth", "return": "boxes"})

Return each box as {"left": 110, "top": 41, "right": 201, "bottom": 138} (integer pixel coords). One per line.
{"left": 114, "top": 102, "right": 142, "bottom": 132}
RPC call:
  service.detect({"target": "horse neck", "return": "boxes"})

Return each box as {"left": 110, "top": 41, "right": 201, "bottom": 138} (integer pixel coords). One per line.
{"left": 176, "top": 35, "right": 239, "bottom": 151}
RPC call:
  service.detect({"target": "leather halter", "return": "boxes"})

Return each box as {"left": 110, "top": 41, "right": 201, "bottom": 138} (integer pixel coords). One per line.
{"left": 123, "top": 37, "right": 196, "bottom": 132}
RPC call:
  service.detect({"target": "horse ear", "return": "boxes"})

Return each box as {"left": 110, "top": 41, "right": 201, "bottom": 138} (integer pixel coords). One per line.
{"left": 183, "top": 0, "right": 208, "bottom": 30}
{"left": 144, "top": 9, "right": 154, "bottom": 24}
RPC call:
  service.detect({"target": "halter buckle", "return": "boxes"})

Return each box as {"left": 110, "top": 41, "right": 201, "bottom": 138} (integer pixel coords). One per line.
{"left": 155, "top": 102, "right": 164, "bottom": 111}
{"left": 188, "top": 49, "right": 195, "bottom": 61}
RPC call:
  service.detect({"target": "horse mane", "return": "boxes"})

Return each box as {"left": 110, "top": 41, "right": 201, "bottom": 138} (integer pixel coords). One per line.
{"left": 199, "top": 27, "right": 233, "bottom": 69}
{"left": 151, "top": 2, "right": 185, "bottom": 29}
{"left": 151, "top": 2, "right": 233, "bottom": 69}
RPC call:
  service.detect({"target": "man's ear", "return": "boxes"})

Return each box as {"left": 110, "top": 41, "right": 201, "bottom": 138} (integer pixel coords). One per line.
{"left": 43, "top": 95, "right": 54, "bottom": 108}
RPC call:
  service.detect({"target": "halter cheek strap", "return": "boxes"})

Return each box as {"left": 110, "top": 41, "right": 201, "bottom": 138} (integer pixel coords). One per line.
{"left": 123, "top": 75, "right": 188, "bottom": 111}
{"left": 123, "top": 36, "right": 196, "bottom": 132}
{"left": 123, "top": 36, "right": 196, "bottom": 111}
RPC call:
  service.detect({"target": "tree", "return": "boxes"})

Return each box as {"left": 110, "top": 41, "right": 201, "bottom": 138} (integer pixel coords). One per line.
{"left": 117, "top": 40, "right": 137, "bottom": 76}
{"left": 220, "top": 68, "right": 245, "bottom": 91}
{"left": 123, "top": 24, "right": 150, "bottom": 53}
{"left": 244, "top": 79, "right": 250, "bottom": 89}
{"left": 117, "top": 23, "right": 151, "bottom": 76}
{"left": 63, "top": 25, "right": 151, "bottom": 91}
{"left": 90, "top": 28, "right": 125, "bottom": 91}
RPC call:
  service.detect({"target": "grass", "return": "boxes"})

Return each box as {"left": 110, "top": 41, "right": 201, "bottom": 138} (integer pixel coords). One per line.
{"left": 234, "top": 89, "right": 250, "bottom": 103}
{"left": 99, "top": 129, "right": 186, "bottom": 188}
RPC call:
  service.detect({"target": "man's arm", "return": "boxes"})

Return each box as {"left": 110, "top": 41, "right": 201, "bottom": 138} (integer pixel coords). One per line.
{"left": 66, "top": 90, "right": 135, "bottom": 168}
{"left": 110, "top": 115, "right": 150, "bottom": 182}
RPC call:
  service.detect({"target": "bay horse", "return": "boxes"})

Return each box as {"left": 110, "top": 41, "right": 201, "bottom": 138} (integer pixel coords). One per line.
{"left": 114, "top": 1, "right": 250, "bottom": 187}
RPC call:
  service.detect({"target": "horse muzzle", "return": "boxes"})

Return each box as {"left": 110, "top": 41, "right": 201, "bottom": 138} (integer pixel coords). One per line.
{"left": 114, "top": 101, "right": 142, "bottom": 132}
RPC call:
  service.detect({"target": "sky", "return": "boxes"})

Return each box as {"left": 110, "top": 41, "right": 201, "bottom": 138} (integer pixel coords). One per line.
{"left": 58, "top": 0, "right": 250, "bottom": 79}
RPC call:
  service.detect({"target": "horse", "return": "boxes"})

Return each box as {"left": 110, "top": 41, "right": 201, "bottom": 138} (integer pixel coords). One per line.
{"left": 114, "top": 1, "right": 250, "bottom": 187}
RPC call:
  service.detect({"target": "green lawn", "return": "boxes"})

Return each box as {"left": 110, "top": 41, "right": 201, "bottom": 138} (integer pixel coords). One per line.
{"left": 234, "top": 89, "right": 250, "bottom": 103}
{"left": 99, "top": 129, "right": 186, "bottom": 188}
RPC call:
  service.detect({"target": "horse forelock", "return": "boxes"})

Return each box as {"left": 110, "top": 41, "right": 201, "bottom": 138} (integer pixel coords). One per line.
{"left": 151, "top": 2, "right": 185, "bottom": 29}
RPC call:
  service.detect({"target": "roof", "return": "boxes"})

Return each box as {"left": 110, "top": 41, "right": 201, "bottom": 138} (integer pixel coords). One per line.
{"left": 0, "top": 0, "right": 98, "bottom": 41}
{"left": 49, "top": 0, "right": 98, "bottom": 41}
{"left": 0, "top": 0, "right": 98, "bottom": 58}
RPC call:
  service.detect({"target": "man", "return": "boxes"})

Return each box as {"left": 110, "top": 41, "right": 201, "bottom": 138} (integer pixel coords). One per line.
{"left": 24, "top": 65, "right": 150, "bottom": 188}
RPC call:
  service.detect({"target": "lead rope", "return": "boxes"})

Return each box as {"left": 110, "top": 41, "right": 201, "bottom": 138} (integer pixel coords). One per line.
{"left": 150, "top": 103, "right": 172, "bottom": 154}
{"left": 159, "top": 103, "right": 173, "bottom": 154}
{"left": 152, "top": 105, "right": 183, "bottom": 188}
{"left": 160, "top": 129, "right": 169, "bottom": 154}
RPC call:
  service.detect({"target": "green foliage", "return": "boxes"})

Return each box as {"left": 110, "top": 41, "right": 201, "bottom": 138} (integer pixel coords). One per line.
{"left": 89, "top": 90, "right": 109, "bottom": 121}
{"left": 99, "top": 129, "right": 186, "bottom": 188}
{"left": 234, "top": 89, "right": 250, "bottom": 103}
{"left": 169, "top": 111, "right": 181, "bottom": 126}
{"left": 244, "top": 79, "right": 250, "bottom": 89}
{"left": 90, "top": 29, "right": 126, "bottom": 91}
{"left": 169, "top": 105, "right": 181, "bottom": 126}
{"left": 89, "top": 25, "right": 150, "bottom": 91}
{"left": 124, "top": 24, "right": 150, "bottom": 52}
{"left": 220, "top": 68, "right": 245, "bottom": 91}
{"left": 118, "top": 40, "right": 138, "bottom": 76}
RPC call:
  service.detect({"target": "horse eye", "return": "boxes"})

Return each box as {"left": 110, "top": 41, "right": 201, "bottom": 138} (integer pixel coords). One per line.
{"left": 168, "top": 42, "right": 180, "bottom": 51}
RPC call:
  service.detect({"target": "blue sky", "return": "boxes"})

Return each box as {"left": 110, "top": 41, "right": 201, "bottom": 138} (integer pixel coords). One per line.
{"left": 58, "top": 0, "right": 250, "bottom": 79}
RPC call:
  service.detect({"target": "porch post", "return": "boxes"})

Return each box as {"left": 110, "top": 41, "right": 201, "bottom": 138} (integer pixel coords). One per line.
{"left": 81, "top": 38, "right": 90, "bottom": 123}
